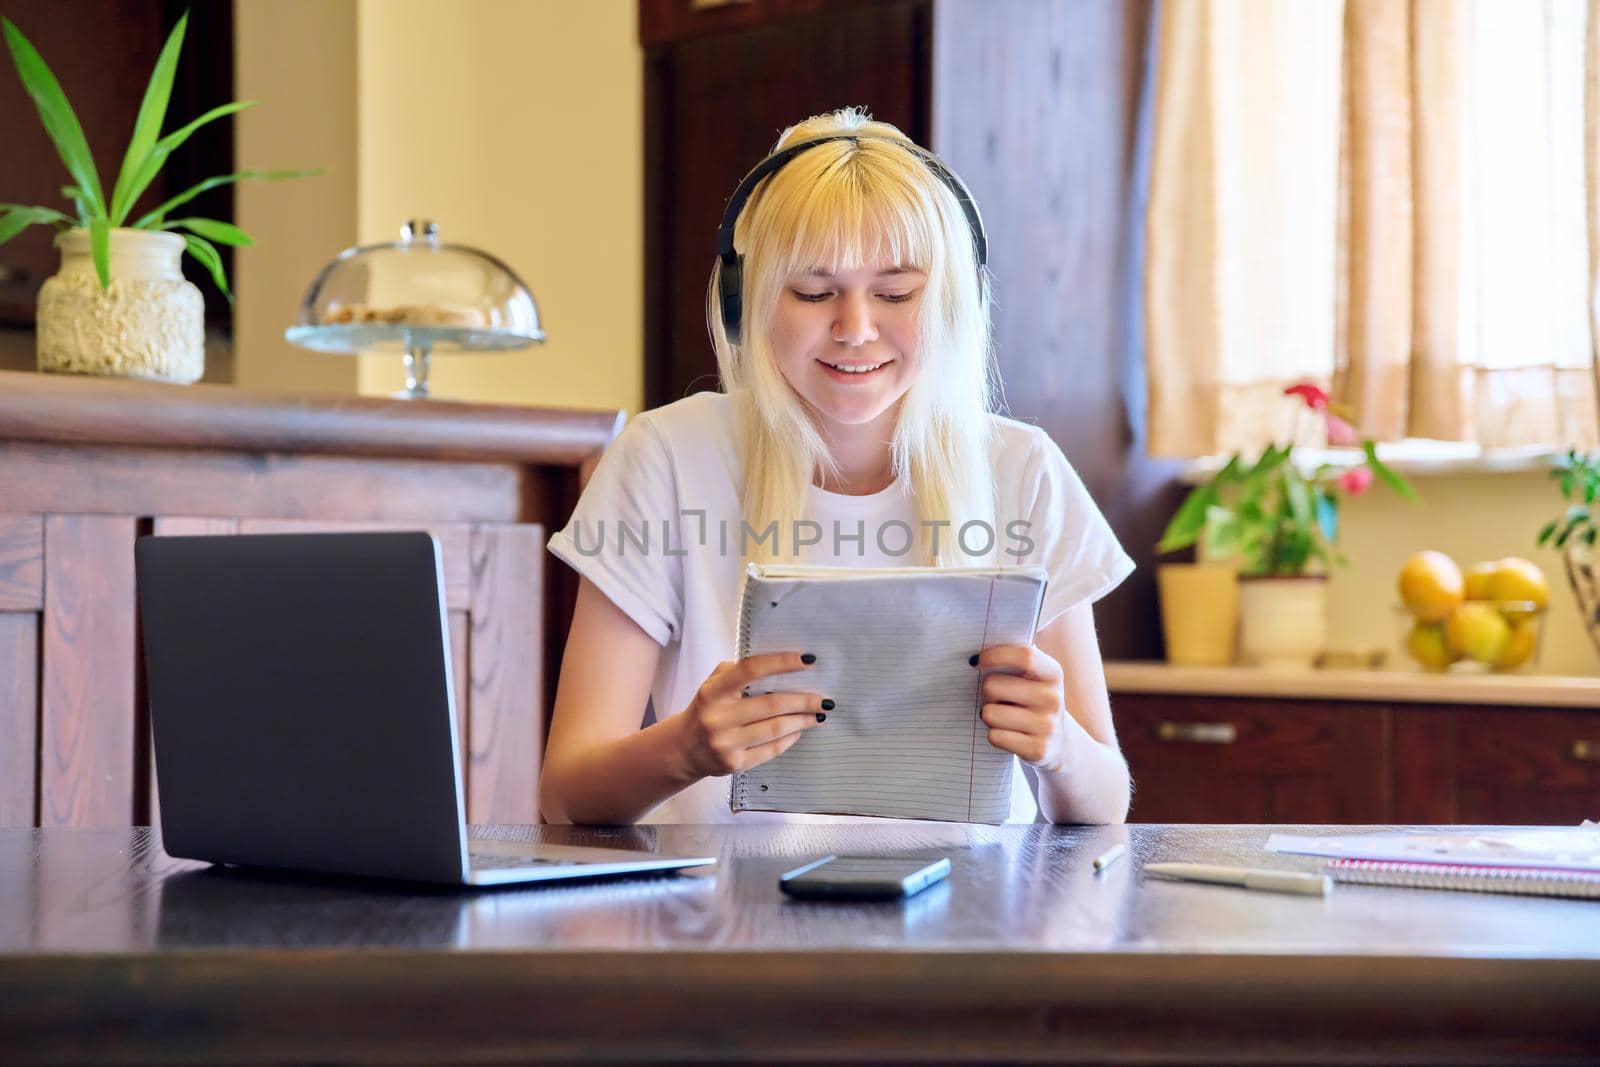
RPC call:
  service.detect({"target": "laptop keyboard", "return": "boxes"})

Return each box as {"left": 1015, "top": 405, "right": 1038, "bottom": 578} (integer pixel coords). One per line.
{"left": 467, "top": 850, "right": 570, "bottom": 871}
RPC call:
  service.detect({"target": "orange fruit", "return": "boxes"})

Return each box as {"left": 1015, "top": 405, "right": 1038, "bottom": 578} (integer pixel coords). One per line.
{"left": 1405, "top": 622, "right": 1457, "bottom": 672}
{"left": 1492, "top": 618, "right": 1538, "bottom": 671}
{"left": 1445, "top": 603, "right": 1510, "bottom": 664}
{"left": 1398, "top": 551, "right": 1464, "bottom": 622}
{"left": 1463, "top": 562, "right": 1497, "bottom": 601}
{"left": 1487, "top": 557, "right": 1548, "bottom": 619}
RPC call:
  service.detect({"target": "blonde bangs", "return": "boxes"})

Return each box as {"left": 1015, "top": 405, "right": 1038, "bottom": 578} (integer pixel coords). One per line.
{"left": 744, "top": 142, "right": 940, "bottom": 282}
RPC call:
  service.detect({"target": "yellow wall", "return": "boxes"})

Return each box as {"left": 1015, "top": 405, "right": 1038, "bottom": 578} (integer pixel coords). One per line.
{"left": 233, "top": 0, "right": 359, "bottom": 395}
{"left": 234, "top": 0, "right": 642, "bottom": 414}
{"left": 1329, "top": 474, "right": 1595, "bottom": 676}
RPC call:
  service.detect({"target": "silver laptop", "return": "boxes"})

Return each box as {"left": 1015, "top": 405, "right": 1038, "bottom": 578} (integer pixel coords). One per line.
{"left": 134, "top": 530, "right": 714, "bottom": 886}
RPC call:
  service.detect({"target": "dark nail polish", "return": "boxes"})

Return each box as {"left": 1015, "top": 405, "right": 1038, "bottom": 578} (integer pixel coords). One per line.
{"left": 969, "top": 653, "right": 980, "bottom": 667}
{"left": 801, "top": 652, "right": 817, "bottom": 664}
{"left": 816, "top": 712, "right": 827, "bottom": 722}
{"left": 821, "top": 698, "right": 835, "bottom": 711}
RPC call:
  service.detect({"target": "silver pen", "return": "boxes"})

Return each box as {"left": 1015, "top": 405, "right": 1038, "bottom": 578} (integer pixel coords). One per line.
{"left": 1144, "top": 861, "right": 1330, "bottom": 896}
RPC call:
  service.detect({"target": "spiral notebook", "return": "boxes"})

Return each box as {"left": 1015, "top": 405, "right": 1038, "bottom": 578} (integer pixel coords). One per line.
{"left": 1320, "top": 859, "right": 1600, "bottom": 899}
{"left": 1268, "top": 827, "right": 1600, "bottom": 900}
{"left": 729, "top": 562, "right": 1048, "bottom": 824}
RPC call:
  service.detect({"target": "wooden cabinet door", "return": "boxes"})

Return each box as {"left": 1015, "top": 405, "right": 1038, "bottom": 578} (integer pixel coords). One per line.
{"left": 147, "top": 519, "right": 545, "bottom": 826}
{"left": 644, "top": 0, "right": 929, "bottom": 407}
{"left": 1115, "top": 694, "right": 1390, "bottom": 824}
{"left": 1395, "top": 705, "right": 1600, "bottom": 824}
{"left": 0, "top": 515, "right": 43, "bottom": 826}
{"left": 0, "top": 513, "right": 140, "bottom": 828}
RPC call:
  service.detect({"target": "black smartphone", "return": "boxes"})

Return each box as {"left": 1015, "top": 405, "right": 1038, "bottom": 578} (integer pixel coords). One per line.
{"left": 778, "top": 854, "right": 951, "bottom": 901}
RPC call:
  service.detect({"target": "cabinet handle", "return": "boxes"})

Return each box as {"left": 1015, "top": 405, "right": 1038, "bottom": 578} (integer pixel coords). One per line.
{"left": 1156, "top": 721, "right": 1237, "bottom": 744}
{"left": 1572, "top": 740, "right": 1599, "bottom": 763}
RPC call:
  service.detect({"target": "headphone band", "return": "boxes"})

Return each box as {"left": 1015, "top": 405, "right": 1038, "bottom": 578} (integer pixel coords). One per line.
{"left": 715, "top": 134, "right": 988, "bottom": 344}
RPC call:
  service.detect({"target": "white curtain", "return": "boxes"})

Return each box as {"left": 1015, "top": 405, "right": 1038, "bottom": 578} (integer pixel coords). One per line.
{"left": 1146, "top": 0, "right": 1600, "bottom": 457}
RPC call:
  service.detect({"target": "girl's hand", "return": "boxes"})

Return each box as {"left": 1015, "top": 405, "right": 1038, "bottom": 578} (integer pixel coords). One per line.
{"left": 674, "top": 652, "right": 829, "bottom": 779}
{"left": 972, "top": 644, "right": 1077, "bottom": 772}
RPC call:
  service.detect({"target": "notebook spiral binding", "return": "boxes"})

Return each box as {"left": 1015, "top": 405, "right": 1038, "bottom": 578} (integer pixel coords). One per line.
{"left": 729, "top": 574, "right": 762, "bottom": 809}
{"left": 1326, "top": 859, "right": 1600, "bottom": 900}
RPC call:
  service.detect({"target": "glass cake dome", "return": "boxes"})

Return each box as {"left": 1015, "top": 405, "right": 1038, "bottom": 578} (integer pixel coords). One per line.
{"left": 285, "top": 218, "right": 545, "bottom": 399}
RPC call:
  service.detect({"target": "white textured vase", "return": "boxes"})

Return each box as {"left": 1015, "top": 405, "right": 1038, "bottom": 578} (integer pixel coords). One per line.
{"left": 36, "top": 228, "right": 204, "bottom": 383}
{"left": 1236, "top": 576, "right": 1328, "bottom": 669}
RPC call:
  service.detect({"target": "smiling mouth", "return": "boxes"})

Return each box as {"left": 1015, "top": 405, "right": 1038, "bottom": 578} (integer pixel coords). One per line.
{"left": 819, "top": 359, "right": 891, "bottom": 374}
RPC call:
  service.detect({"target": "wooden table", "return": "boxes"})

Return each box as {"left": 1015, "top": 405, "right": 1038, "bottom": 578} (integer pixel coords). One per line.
{"left": 2, "top": 824, "right": 1597, "bottom": 1066}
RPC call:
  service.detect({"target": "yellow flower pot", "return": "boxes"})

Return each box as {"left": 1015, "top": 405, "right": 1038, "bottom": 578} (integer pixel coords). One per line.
{"left": 1157, "top": 561, "right": 1239, "bottom": 665}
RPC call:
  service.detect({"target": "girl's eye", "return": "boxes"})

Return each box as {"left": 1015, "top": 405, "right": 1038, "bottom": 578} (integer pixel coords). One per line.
{"left": 790, "top": 290, "right": 917, "bottom": 303}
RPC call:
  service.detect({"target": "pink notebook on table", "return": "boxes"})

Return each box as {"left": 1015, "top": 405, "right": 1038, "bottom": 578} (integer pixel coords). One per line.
{"left": 1266, "top": 826, "right": 1600, "bottom": 900}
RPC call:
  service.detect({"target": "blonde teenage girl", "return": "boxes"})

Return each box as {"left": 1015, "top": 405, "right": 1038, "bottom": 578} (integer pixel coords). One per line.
{"left": 541, "top": 108, "right": 1134, "bottom": 826}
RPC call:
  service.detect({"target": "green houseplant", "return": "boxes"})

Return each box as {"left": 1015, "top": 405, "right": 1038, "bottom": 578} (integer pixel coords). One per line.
{"left": 1538, "top": 449, "right": 1600, "bottom": 660}
{"left": 1156, "top": 383, "right": 1418, "bottom": 667}
{"left": 1, "top": 10, "right": 317, "bottom": 382}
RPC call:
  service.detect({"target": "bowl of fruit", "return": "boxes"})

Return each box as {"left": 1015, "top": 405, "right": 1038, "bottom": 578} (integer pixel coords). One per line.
{"left": 1397, "top": 552, "right": 1548, "bottom": 673}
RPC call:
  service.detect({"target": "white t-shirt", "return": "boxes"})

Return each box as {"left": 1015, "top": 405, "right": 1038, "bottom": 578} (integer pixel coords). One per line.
{"left": 546, "top": 391, "right": 1134, "bottom": 824}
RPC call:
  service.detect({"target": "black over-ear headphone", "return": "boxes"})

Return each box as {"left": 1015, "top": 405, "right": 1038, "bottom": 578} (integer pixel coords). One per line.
{"left": 715, "top": 134, "right": 989, "bottom": 345}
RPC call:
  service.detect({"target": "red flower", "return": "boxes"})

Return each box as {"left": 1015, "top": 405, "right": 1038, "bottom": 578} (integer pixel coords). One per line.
{"left": 1284, "top": 383, "right": 1329, "bottom": 411}
{"left": 1337, "top": 466, "right": 1375, "bottom": 496}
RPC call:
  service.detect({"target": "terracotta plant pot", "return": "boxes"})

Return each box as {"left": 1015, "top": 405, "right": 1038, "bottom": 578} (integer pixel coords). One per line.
{"left": 1237, "top": 575, "right": 1328, "bottom": 669}
{"left": 36, "top": 227, "right": 204, "bottom": 383}
{"left": 1157, "top": 561, "right": 1239, "bottom": 665}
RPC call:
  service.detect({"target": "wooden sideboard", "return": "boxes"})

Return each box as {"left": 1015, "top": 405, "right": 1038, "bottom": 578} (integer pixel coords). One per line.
{"left": 0, "top": 369, "right": 621, "bottom": 829}
{"left": 1108, "top": 666, "right": 1600, "bottom": 824}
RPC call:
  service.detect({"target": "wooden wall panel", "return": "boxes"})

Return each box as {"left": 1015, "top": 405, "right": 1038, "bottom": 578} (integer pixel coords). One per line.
{"left": 933, "top": 0, "right": 1180, "bottom": 659}
{"left": 0, "top": 515, "right": 43, "bottom": 824}
{"left": 640, "top": 0, "right": 893, "bottom": 48}
{"left": 467, "top": 525, "right": 545, "bottom": 824}
{"left": 0, "top": 613, "right": 39, "bottom": 826}
{"left": 40, "top": 515, "right": 138, "bottom": 827}
{"left": 0, "top": 442, "right": 522, "bottom": 524}
{"left": 644, "top": 0, "right": 930, "bottom": 408}
{"left": 0, "top": 371, "right": 612, "bottom": 830}
{"left": 0, "top": 515, "right": 44, "bottom": 611}
{"left": 449, "top": 610, "right": 471, "bottom": 805}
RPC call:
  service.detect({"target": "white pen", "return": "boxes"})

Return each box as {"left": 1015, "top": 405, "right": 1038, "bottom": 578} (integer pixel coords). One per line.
{"left": 1144, "top": 862, "right": 1330, "bottom": 897}
{"left": 1091, "top": 843, "right": 1125, "bottom": 873}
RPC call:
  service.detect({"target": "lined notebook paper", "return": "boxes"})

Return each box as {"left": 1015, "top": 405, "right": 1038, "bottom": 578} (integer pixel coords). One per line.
{"left": 729, "top": 562, "right": 1047, "bottom": 824}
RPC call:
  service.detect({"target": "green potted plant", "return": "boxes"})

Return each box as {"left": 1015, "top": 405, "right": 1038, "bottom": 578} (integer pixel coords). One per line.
{"left": 1538, "top": 449, "right": 1600, "bottom": 660}
{"left": 1157, "top": 383, "right": 1418, "bottom": 667}
{"left": 1, "top": 10, "right": 317, "bottom": 383}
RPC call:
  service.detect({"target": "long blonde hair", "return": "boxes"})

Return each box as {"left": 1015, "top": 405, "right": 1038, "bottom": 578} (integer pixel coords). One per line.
{"left": 707, "top": 107, "right": 1002, "bottom": 567}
